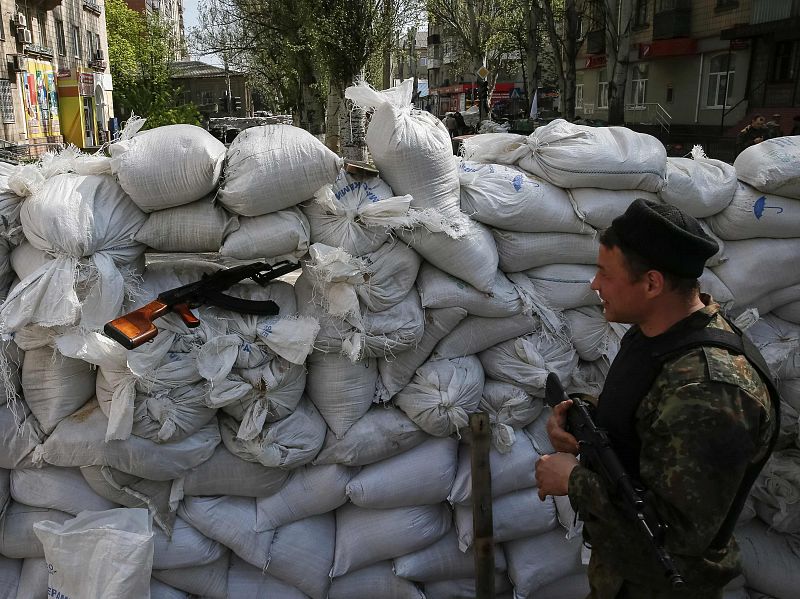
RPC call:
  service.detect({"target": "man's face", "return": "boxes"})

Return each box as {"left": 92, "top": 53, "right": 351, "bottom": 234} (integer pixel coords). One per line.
{"left": 754, "top": 116, "right": 766, "bottom": 128}
{"left": 590, "top": 244, "right": 648, "bottom": 324}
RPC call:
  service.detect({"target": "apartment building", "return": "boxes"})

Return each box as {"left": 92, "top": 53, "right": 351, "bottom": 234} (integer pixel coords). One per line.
{"left": 575, "top": 0, "right": 754, "bottom": 130}
{"left": 123, "top": 0, "right": 185, "bottom": 59}
{"left": 0, "top": 0, "right": 113, "bottom": 153}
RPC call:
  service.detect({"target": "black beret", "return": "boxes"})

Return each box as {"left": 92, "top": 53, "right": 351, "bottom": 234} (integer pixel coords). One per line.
{"left": 610, "top": 199, "right": 719, "bottom": 278}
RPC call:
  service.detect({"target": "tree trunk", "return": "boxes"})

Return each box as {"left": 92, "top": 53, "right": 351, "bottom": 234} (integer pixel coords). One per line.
{"left": 606, "top": 0, "right": 633, "bottom": 126}
{"left": 562, "top": 0, "right": 580, "bottom": 120}
{"left": 325, "top": 82, "right": 344, "bottom": 153}
{"left": 541, "top": 0, "right": 565, "bottom": 116}
{"left": 340, "top": 98, "right": 368, "bottom": 162}
{"left": 523, "top": 1, "right": 540, "bottom": 111}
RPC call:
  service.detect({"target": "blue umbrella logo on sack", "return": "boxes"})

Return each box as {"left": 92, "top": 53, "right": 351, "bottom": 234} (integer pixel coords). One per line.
{"left": 753, "top": 196, "right": 784, "bottom": 220}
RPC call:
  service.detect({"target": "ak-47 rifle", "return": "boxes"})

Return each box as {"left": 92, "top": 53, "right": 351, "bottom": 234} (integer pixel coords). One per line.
{"left": 104, "top": 260, "right": 300, "bottom": 350}
{"left": 544, "top": 372, "right": 685, "bottom": 590}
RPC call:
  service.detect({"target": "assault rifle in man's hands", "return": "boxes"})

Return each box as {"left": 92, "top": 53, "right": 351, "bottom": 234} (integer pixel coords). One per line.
{"left": 104, "top": 260, "right": 300, "bottom": 350}
{"left": 545, "top": 372, "right": 685, "bottom": 589}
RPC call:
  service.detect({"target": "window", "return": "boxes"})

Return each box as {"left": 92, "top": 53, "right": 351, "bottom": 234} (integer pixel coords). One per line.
{"left": 666, "top": 84, "right": 674, "bottom": 103}
{"left": 73, "top": 25, "right": 82, "bottom": 58}
{"left": 657, "top": 0, "right": 678, "bottom": 10}
{"left": 706, "top": 54, "right": 735, "bottom": 108}
{"left": 635, "top": 0, "right": 649, "bottom": 26}
{"left": 95, "top": 33, "right": 101, "bottom": 57}
{"left": 575, "top": 83, "right": 584, "bottom": 110}
{"left": 631, "top": 64, "right": 648, "bottom": 106}
{"left": 598, "top": 69, "right": 609, "bottom": 109}
{"left": 0, "top": 80, "right": 15, "bottom": 124}
{"left": 771, "top": 41, "right": 798, "bottom": 83}
{"left": 37, "top": 11, "right": 47, "bottom": 47}
{"left": 55, "top": 19, "right": 66, "bottom": 56}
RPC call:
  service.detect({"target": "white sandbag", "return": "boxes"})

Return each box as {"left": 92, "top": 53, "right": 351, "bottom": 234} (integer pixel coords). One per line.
{"left": 305, "top": 351, "right": 378, "bottom": 438}
{"left": 707, "top": 181, "right": 800, "bottom": 240}
{"left": 16, "top": 557, "right": 52, "bottom": 598}
{"left": 394, "top": 355, "right": 485, "bottom": 437}
{"left": 515, "top": 119, "right": 666, "bottom": 191}
{"left": 505, "top": 528, "right": 585, "bottom": 598}
{"left": 480, "top": 380, "right": 545, "bottom": 453}
{"left": 417, "top": 264, "right": 540, "bottom": 318}
{"left": 37, "top": 400, "right": 221, "bottom": 481}
{"left": 150, "top": 578, "right": 191, "bottom": 599}
{"left": 0, "top": 503, "right": 71, "bottom": 558}
{"left": 736, "top": 519, "right": 800, "bottom": 599}
{"left": 330, "top": 502, "right": 452, "bottom": 576}
{"left": 522, "top": 264, "right": 600, "bottom": 310}
{"left": 393, "top": 529, "right": 507, "bottom": 583}
{"left": 226, "top": 555, "right": 310, "bottom": 599}
{"left": 531, "top": 572, "right": 591, "bottom": 599}
{"left": 219, "top": 399, "right": 326, "bottom": 469}
{"left": 745, "top": 284, "right": 800, "bottom": 319}
{"left": 454, "top": 488, "right": 557, "bottom": 551}
{"left": 152, "top": 517, "right": 225, "bottom": 570}
{"left": 525, "top": 411, "right": 556, "bottom": 455}
{"left": 10, "top": 466, "right": 117, "bottom": 515}
{"left": 21, "top": 345, "right": 97, "bottom": 434}
{"left": 303, "top": 169, "right": 401, "bottom": 255}
{"left": 80, "top": 465, "right": 176, "bottom": 535}
{"left": 0, "top": 401, "right": 44, "bottom": 470}
{"left": 448, "top": 433, "right": 540, "bottom": 504}
{"left": 459, "top": 160, "right": 588, "bottom": 233}
{"left": 218, "top": 125, "right": 341, "bottom": 216}
{"left": 459, "top": 132, "right": 528, "bottom": 164}
{"left": 0, "top": 240, "right": 13, "bottom": 301}
{"left": 775, "top": 300, "right": 800, "bottom": 324}
{"left": 255, "top": 464, "right": 354, "bottom": 530}
{"left": 313, "top": 405, "right": 428, "bottom": 466}
{"left": 750, "top": 449, "right": 800, "bottom": 533}
{"left": 568, "top": 188, "right": 661, "bottom": 229}
{"left": 179, "top": 495, "right": 274, "bottom": 569}
{"left": 0, "top": 556, "right": 21, "bottom": 597}
{"left": 34, "top": 508, "right": 153, "bottom": 599}
{"left": 329, "top": 561, "right": 425, "bottom": 599}
{"left": 0, "top": 468, "right": 8, "bottom": 518}
{"left": 734, "top": 135, "right": 800, "bottom": 199}
{"left": 377, "top": 307, "right": 468, "bottom": 402}
{"left": 346, "top": 80, "right": 460, "bottom": 217}
{"left": 220, "top": 207, "right": 311, "bottom": 262}
{"left": 109, "top": 123, "right": 226, "bottom": 212}
{"left": 700, "top": 268, "right": 735, "bottom": 309}
{"left": 658, "top": 148, "right": 737, "bottom": 217}
{"left": 493, "top": 230, "right": 600, "bottom": 273}
{"left": 346, "top": 437, "right": 458, "bottom": 508}
{"left": 181, "top": 444, "right": 289, "bottom": 498}
{"left": 422, "top": 575, "right": 514, "bottom": 599}
{"left": 479, "top": 331, "right": 578, "bottom": 397}
{"left": 266, "top": 513, "right": 335, "bottom": 599}
{"left": 432, "top": 313, "right": 541, "bottom": 361}
{"left": 570, "top": 359, "right": 610, "bottom": 397}
{"left": 0, "top": 184, "right": 23, "bottom": 246}
{"left": 152, "top": 553, "right": 229, "bottom": 599}
{"left": 1, "top": 173, "right": 146, "bottom": 333}
{"left": 397, "top": 218, "right": 499, "bottom": 293}
{"left": 712, "top": 238, "right": 800, "bottom": 307}
{"left": 134, "top": 196, "right": 239, "bottom": 251}
{"left": 355, "top": 239, "right": 422, "bottom": 313}
{"left": 564, "top": 305, "right": 627, "bottom": 363}
{"left": 744, "top": 315, "right": 800, "bottom": 379}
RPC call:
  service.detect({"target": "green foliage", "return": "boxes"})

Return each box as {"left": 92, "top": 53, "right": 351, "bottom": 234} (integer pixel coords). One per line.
{"left": 106, "top": 0, "right": 199, "bottom": 127}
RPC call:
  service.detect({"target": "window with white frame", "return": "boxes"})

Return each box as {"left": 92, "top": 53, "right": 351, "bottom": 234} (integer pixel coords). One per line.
{"left": 598, "top": 69, "right": 609, "bottom": 109}
{"left": 0, "top": 80, "right": 15, "bottom": 124}
{"left": 36, "top": 11, "right": 47, "bottom": 47}
{"left": 73, "top": 25, "right": 81, "bottom": 58}
{"left": 575, "top": 82, "right": 584, "bottom": 109}
{"left": 55, "top": 19, "right": 67, "bottom": 56}
{"left": 706, "top": 54, "right": 735, "bottom": 108}
{"left": 631, "top": 63, "right": 648, "bottom": 106}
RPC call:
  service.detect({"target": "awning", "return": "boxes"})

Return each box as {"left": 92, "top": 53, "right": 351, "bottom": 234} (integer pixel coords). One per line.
{"left": 639, "top": 38, "right": 698, "bottom": 59}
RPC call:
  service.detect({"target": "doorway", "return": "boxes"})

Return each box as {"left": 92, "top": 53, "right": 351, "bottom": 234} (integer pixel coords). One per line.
{"left": 83, "top": 97, "right": 95, "bottom": 147}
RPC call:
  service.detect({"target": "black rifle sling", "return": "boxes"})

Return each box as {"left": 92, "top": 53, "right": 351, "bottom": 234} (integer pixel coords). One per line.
{"left": 648, "top": 325, "right": 782, "bottom": 551}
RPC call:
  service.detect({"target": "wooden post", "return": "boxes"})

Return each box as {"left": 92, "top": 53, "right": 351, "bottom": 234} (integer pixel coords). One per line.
{"left": 470, "top": 412, "right": 495, "bottom": 599}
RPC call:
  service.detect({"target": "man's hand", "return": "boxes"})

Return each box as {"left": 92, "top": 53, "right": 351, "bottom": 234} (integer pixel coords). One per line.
{"left": 536, "top": 452, "right": 579, "bottom": 500}
{"left": 546, "top": 400, "right": 580, "bottom": 455}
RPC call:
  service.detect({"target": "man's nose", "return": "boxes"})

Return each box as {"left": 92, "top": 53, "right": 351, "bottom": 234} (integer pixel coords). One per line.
{"left": 590, "top": 276, "right": 598, "bottom": 290}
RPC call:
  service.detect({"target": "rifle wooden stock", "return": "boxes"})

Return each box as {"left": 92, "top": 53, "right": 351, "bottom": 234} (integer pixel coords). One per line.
{"left": 103, "top": 300, "right": 171, "bottom": 350}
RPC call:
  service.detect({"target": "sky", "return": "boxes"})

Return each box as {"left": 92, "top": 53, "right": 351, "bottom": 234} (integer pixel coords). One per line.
{"left": 182, "top": 0, "right": 223, "bottom": 65}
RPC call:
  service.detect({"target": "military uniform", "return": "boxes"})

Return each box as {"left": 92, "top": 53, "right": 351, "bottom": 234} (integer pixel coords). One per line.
{"left": 568, "top": 298, "right": 776, "bottom": 599}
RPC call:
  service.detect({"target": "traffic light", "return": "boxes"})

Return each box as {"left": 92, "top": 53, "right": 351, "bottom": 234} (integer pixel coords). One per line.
{"left": 233, "top": 97, "right": 242, "bottom": 111}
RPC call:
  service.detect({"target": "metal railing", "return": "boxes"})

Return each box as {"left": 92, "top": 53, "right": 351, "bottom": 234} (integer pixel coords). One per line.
{"left": 624, "top": 102, "right": 672, "bottom": 134}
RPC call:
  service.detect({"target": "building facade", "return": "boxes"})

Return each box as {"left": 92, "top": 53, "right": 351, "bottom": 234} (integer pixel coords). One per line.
{"left": 123, "top": 0, "right": 185, "bottom": 59}
{"left": 0, "top": 0, "right": 113, "bottom": 154}
{"left": 575, "top": 0, "right": 754, "bottom": 131}
{"left": 170, "top": 60, "right": 251, "bottom": 119}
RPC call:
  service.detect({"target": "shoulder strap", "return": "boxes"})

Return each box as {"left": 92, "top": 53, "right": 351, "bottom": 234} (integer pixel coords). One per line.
{"left": 647, "top": 324, "right": 782, "bottom": 550}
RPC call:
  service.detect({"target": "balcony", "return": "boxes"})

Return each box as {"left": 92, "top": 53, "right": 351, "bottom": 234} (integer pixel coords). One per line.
{"left": 427, "top": 34, "right": 440, "bottom": 46}
{"left": 586, "top": 30, "right": 605, "bottom": 55}
{"left": 653, "top": 5, "right": 691, "bottom": 39}
{"left": 751, "top": 0, "right": 800, "bottom": 24}
{"left": 83, "top": 0, "right": 102, "bottom": 14}
{"left": 26, "top": 44, "right": 54, "bottom": 58}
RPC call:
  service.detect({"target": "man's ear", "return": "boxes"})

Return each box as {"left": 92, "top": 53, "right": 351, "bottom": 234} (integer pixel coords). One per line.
{"left": 644, "top": 269, "right": 666, "bottom": 298}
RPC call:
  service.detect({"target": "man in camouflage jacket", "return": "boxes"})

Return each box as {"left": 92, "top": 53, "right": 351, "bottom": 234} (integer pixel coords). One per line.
{"left": 535, "top": 199, "right": 777, "bottom": 598}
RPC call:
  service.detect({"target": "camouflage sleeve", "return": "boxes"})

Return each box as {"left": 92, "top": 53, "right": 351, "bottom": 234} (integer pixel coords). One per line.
{"left": 568, "top": 464, "right": 629, "bottom": 526}
{"left": 637, "top": 378, "right": 764, "bottom": 556}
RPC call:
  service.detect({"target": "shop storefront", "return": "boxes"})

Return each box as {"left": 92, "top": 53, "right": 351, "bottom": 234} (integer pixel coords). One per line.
{"left": 16, "top": 58, "right": 61, "bottom": 141}
{"left": 430, "top": 82, "right": 521, "bottom": 117}
{"left": 56, "top": 69, "right": 103, "bottom": 148}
